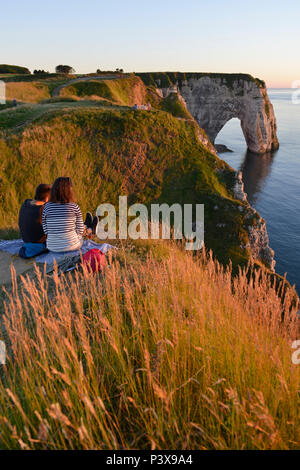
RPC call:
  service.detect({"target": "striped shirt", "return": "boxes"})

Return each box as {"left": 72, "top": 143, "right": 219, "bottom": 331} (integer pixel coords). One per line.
{"left": 42, "top": 202, "right": 85, "bottom": 252}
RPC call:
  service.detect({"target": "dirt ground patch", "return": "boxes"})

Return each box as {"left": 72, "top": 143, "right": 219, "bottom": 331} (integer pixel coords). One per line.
{"left": 0, "top": 251, "right": 33, "bottom": 285}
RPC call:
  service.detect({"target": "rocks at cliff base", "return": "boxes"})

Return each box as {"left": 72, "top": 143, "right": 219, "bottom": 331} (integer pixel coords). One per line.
{"left": 215, "top": 144, "right": 233, "bottom": 153}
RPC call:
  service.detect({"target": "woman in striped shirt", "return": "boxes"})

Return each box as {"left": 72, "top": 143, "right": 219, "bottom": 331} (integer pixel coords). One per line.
{"left": 42, "top": 177, "right": 85, "bottom": 253}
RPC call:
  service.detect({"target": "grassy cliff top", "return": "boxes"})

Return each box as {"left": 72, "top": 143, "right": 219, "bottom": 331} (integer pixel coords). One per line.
{"left": 1, "top": 71, "right": 266, "bottom": 89}
{"left": 60, "top": 76, "right": 160, "bottom": 107}
{"left": 0, "top": 75, "right": 160, "bottom": 106}
{"left": 137, "top": 72, "right": 266, "bottom": 89}
{"left": 0, "top": 103, "right": 256, "bottom": 268}
{"left": 0, "top": 64, "right": 31, "bottom": 75}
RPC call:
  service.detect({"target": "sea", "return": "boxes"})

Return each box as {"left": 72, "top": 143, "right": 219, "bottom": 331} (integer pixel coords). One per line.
{"left": 215, "top": 89, "right": 300, "bottom": 292}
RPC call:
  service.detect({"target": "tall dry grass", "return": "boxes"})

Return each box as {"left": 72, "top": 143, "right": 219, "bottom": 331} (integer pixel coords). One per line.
{"left": 5, "top": 82, "right": 50, "bottom": 103}
{"left": 0, "top": 246, "right": 299, "bottom": 450}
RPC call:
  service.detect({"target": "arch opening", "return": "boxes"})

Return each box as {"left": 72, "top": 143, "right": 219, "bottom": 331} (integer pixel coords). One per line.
{"left": 215, "top": 117, "right": 247, "bottom": 153}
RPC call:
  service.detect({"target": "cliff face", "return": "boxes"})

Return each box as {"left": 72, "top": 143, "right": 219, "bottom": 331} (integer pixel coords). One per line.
{"left": 233, "top": 172, "right": 275, "bottom": 271}
{"left": 156, "top": 74, "right": 279, "bottom": 154}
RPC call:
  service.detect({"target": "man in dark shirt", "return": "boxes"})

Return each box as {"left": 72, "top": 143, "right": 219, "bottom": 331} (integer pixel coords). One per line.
{"left": 18, "top": 184, "right": 51, "bottom": 258}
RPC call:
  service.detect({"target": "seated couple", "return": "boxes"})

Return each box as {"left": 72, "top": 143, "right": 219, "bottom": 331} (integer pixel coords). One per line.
{"left": 18, "top": 177, "right": 98, "bottom": 259}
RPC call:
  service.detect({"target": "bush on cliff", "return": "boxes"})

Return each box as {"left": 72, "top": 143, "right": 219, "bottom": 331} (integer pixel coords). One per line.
{"left": 0, "top": 64, "right": 31, "bottom": 75}
{"left": 161, "top": 93, "right": 193, "bottom": 119}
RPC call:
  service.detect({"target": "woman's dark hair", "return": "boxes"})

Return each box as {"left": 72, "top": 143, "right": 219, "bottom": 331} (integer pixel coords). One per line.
{"left": 50, "top": 177, "right": 75, "bottom": 204}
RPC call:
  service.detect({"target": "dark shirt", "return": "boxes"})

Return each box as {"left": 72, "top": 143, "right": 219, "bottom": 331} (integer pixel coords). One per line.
{"left": 18, "top": 199, "right": 46, "bottom": 243}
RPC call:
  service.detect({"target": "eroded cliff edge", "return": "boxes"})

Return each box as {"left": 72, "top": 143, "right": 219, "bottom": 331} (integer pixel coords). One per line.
{"left": 138, "top": 72, "right": 279, "bottom": 154}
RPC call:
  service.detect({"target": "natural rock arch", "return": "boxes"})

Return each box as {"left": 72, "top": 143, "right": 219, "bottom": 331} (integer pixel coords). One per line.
{"left": 179, "top": 76, "right": 279, "bottom": 154}
{"left": 155, "top": 74, "right": 279, "bottom": 154}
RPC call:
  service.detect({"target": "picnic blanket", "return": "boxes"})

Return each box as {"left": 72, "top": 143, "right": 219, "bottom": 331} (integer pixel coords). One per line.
{"left": 0, "top": 239, "right": 115, "bottom": 265}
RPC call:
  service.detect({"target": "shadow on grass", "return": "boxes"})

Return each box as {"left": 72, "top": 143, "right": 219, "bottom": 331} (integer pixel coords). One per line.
{"left": 0, "top": 228, "right": 20, "bottom": 240}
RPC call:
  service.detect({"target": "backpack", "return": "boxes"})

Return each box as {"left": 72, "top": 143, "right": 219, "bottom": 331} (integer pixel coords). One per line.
{"left": 82, "top": 249, "right": 106, "bottom": 273}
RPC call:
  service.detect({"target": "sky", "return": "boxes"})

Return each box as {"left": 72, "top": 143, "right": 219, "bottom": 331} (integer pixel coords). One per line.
{"left": 0, "top": 0, "right": 299, "bottom": 87}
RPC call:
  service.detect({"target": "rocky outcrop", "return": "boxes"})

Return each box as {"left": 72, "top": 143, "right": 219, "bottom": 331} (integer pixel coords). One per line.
{"left": 157, "top": 74, "right": 279, "bottom": 154}
{"left": 215, "top": 144, "right": 233, "bottom": 153}
{"left": 194, "top": 126, "right": 218, "bottom": 156}
{"left": 247, "top": 219, "right": 276, "bottom": 271}
{"left": 233, "top": 171, "right": 247, "bottom": 202}
{"left": 233, "top": 172, "right": 275, "bottom": 271}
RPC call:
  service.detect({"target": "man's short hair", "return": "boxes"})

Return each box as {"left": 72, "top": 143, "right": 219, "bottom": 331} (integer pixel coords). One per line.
{"left": 34, "top": 184, "right": 52, "bottom": 202}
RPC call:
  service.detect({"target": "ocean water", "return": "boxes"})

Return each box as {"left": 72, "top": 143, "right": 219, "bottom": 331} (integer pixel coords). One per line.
{"left": 215, "top": 89, "right": 300, "bottom": 291}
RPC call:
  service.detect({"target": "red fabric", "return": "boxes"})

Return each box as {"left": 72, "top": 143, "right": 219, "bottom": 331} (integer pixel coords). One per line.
{"left": 82, "top": 249, "right": 106, "bottom": 273}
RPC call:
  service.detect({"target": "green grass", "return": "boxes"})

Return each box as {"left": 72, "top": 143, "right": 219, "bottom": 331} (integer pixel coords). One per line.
{"left": 0, "top": 101, "right": 15, "bottom": 111}
{"left": 41, "top": 96, "right": 80, "bottom": 104}
{"left": 0, "top": 227, "right": 20, "bottom": 240}
{"left": 0, "top": 102, "right": 121, "bottom": 130}
{"left": 62, "top": 80, "right": 121, "bottom": 102}
{"left": 0, "top": 105, "right": 43, "bottom": 129}
{"left": 0, "top": 73, "right": 74, "bottom": 83}
{"left": 45, "top": 78, "right": 75, "bottom": 95}
{"left": 0, "top": 64, "right": 30, "bottom": 75}
{"left": 161, "top": 93, "right": 193, "bottom": 119}
{"left": 60, "top": 76, "right": 159, "bottom": 107}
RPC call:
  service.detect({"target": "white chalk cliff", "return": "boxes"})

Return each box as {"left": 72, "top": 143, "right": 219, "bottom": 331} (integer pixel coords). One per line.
{"left": 233, "top": 172, "right": 275, "bottom": 271}
{"left": 159, "top": 75, "right": 279, "bottom": 154}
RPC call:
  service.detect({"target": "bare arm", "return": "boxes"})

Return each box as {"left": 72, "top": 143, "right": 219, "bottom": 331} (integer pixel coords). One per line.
{"left": 75, "top": 204, "right": 84, "bottom": 236}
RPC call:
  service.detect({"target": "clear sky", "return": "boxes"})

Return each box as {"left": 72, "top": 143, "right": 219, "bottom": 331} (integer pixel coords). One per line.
{"left": 1, "top": 0, "right": 299, "bottom": 87}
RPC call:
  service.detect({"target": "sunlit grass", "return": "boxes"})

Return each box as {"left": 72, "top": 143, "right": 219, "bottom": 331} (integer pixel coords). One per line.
{"left": 5, "top": 82, "right": 50, "bottom": 103}
{"left": 0, "top": 244, "right": 299, "bottom": 450}
{"left": 60, "top": 76, "right": 159, "bottom": 107}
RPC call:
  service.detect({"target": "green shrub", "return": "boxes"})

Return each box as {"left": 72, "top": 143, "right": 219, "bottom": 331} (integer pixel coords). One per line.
{"left": 0, "top": 64, "right": 30, "bottom": 75}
